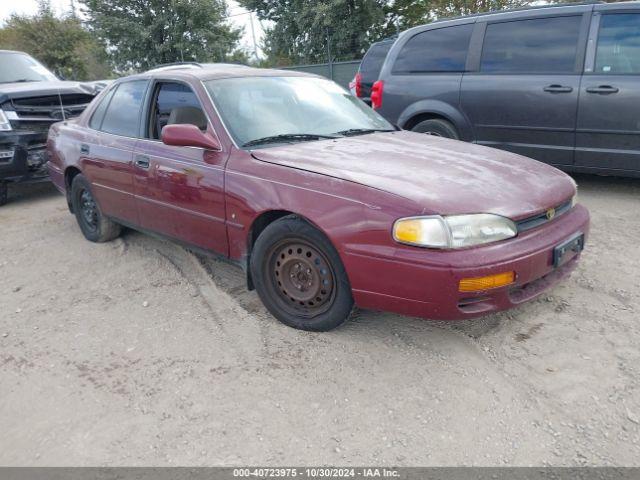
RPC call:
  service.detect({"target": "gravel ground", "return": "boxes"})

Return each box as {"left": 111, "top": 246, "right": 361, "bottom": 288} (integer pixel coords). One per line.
{"left": 0, "top": 174, "right": 639, "bottom": 466}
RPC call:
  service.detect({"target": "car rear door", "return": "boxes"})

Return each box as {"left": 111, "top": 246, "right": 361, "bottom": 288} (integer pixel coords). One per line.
{"left": 575, "top": 6, "right": 640, "bottom": 173}
{"left": 460, "top": 9, "right": 591, "bottom": 166}
{"left": 82, "top": 79, "right": 149, "bottom": 225}
{"left": 132, "top": 79, "right": 229, "bottom": 255}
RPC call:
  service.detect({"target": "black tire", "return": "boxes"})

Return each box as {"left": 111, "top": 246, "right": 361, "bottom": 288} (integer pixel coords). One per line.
{"left": 0, "top": 182, "right": 7, "bottom": 207}
{"left": 71, "top": 174, "right": 121, "bottom": 242}
{"left": 411, "top": 118, "right": 459, "bottom": 140}
{"left": 250, "top": 216, "right": 354, "bottom": 331}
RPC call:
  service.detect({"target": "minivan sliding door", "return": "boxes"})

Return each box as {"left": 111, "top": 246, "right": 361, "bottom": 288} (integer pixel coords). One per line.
{"left": 461, "top": 13, "right": 590, "bottom": 166}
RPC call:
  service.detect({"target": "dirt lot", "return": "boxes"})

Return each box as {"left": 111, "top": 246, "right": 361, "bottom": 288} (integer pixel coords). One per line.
{"left": 1, "top": 174, "right": 639, "bottom": 466}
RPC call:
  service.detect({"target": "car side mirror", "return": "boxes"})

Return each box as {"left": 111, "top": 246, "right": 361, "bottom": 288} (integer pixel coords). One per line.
{"left": 161, "top": 124, "right": 222, "bottom": 151}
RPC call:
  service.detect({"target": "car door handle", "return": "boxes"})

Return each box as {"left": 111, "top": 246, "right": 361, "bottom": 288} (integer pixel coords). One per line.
{"left": 543, "top": 85, "right": 573, "bottom": 93}
{"left": 80, "top": 144, "right": 90, "bottom": 155}
{"left": 586, "top": 85, "right": 619, "bottom": 94}
{"left": 134, "top": 154, "right": 150, "bottom": 169}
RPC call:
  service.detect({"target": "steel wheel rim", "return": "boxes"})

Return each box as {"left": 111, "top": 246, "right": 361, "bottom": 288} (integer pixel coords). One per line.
{"left": 80, "top": 189, "right": 98, "bottom": 231}
{"left": 267, "top": 240, "right": 336, "bottom": 317}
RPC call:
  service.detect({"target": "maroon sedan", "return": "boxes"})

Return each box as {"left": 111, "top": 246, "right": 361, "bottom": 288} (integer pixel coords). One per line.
{"left": 46, "top": 65, "right": 589, "bottom": 331}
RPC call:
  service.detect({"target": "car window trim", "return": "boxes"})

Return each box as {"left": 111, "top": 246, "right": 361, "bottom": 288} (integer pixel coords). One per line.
{"left": 140, "top": 78, "right": 219, "bottom": 150}
{"left": 476, "top": 13, "right": 590, "bottom": 76}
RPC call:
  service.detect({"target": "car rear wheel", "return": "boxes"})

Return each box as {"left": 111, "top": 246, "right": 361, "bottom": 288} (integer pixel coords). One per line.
{"left": 250, "top": 216, "right": 354, "bottom": 331}
{"left": 411, "top": 119, "right": 459, "bottom": 140}
{"left": 0, "top": 182, "right": 7, "bottom": 206}
{"left": 71, "top": 174, "right": 121, "bottom": 243}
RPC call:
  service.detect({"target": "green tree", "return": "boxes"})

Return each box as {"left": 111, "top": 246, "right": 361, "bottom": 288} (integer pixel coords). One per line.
{"left": 0, "top": 0, "right": 111, "bottom": 80}
{"left": 79, "top": 0, "right": 244, "bottom": 71}
{"left": 239, "top": 0, "right": 387, "bottom": 65}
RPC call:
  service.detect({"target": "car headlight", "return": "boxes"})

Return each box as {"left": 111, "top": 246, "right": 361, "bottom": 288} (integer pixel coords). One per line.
{"left": 0, "top": 109, "right": 12, "bottom": 132}
{"left": 393, "top": 214, "right": 518, "bottom": 249}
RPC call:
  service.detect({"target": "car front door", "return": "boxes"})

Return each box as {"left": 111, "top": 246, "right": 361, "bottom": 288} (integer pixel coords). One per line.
{"left": 133, "top": 80, "right": 229, "bottom": 255}
{"left": 461, "top": 12, "right": 590, "bottom": 166}
{"left": 82, "top": 79, "right": 149, "bottom": 225}
{"left": 575, "top": 8, "right": 640, "bottom": 173}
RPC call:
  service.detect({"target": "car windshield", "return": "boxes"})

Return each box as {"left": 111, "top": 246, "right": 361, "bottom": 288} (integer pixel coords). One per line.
{"left": 204, "top": 76, "right": 394, "bottom": 148}
{"left": 0, "top": 52, "right": 58, "bottom": 84}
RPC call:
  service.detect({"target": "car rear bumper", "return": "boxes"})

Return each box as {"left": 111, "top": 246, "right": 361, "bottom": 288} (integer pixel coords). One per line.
{"left": 344, "top": 204, "right": 590, "bottom": 320}
{"left": 0, "top": 131, "right": 49, "bottom": 184}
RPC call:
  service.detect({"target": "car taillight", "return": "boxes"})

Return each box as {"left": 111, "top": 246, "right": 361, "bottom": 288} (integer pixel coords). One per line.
{"left": 371, "top": 80, "right": 384, "bottom": 110}
{"left": 353, "top": 72, "right": 362, "bottom": 97}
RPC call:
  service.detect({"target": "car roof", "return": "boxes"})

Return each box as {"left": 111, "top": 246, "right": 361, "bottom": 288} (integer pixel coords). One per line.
{"left": 119, "top": 64, "right": 320, "bottom": 83}
{"left": 401, "top": 0, "right": 640, "bottom": 33}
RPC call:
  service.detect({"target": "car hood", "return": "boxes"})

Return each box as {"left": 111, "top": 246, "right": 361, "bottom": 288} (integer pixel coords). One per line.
{"left": 0, "top": 80, "right": 99, "bottom": 104}
{"left": 250, "top": 131, "right": 576, "bottom": 220}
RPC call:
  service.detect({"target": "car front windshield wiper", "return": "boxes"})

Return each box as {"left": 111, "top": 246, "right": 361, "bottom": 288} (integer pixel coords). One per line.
{"left": 334, "top": 128, "right": 395, "bottom": 137}
{"left": 242, "top": 133, "right": 338, "bottom": 148}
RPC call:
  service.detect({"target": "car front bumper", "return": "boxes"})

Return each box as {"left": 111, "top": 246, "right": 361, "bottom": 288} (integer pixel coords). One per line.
{"left": 344, "top": 204, "right": 590, "bottom": 320}
{"left": 0, "top": 131, "right": 49, "bottom": 184}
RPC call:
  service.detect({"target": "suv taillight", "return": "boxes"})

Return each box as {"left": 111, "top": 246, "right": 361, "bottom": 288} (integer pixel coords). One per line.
{"left": 371, "top": 80, "right": 384, "bottom": 110}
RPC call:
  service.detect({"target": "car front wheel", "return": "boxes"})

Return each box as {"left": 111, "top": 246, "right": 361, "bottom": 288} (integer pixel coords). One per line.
{"left": 71, "top": 174, "right": 121, "bottom": 243}
{"left": 411, "top": 118, "right": 459, "bottom": 140}
{"left": 250, "top": 216, "right": 354, "bottom": 331}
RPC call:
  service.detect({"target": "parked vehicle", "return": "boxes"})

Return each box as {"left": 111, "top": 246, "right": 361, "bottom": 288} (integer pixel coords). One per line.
{"left": 349, "top": 38, "right": 395, "bottom": 105}
{"left": 47, "top": 65, "right": 589, "bottom": 331}
{"left": 0, "top": 50, "right": 103, "bottom": 205}
{"left": 373, "top": 1, "right": 640, "bottom": 177}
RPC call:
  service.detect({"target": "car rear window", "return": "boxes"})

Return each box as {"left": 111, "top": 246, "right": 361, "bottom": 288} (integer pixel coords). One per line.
{"left": 481, "top": 16, "right": 582, "bottom": 74}
{"left": 100, "top": 80, "right": 148, "bottom": 137}
{"left": 361, "top": 41, "right": 393, "bottom": 81}
{"left": 392, "top": 24, "right": 473, "bottom": 74}
{"left": 595, "top": 13, "right": 640, "bottom": 74}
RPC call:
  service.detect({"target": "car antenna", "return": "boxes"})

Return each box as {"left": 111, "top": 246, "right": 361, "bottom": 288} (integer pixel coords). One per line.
{"left": 57, "top": 88, "right": 66, "bottom": 122}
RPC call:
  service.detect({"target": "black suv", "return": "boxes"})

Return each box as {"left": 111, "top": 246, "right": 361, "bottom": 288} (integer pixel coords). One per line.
{"left": 373, "top": 1, "right": 640, "bottom": 177}
{"left": 350, "top": 38, "right": 395, "bottom": 105}
{"left": 0, "top": 50, "right": 103, "bottom": 205}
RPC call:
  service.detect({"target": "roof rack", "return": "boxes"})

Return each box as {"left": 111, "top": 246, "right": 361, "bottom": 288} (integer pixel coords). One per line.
{"left": 432, "top": 0, "right": 605, "bottom": 23}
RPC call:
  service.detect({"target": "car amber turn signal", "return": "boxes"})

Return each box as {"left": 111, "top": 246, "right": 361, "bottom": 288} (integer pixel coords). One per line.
{"left": 459, "top": 271, "right": 516, "bottom": 292}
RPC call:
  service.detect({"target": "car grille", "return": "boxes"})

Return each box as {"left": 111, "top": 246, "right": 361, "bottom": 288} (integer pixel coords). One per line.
{"left": 516, "top": 198, "right": 573, "bottom": 233}
{"left": 4, "top": 93, "right": 94, "bottom": 124}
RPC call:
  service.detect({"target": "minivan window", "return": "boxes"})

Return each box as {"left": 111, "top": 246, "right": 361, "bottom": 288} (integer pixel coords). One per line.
{"left": 393, "top": 24, "right": 473, "bottom": 74}
{"left": 595, "top": 14, "right": 640, "bottom": 74}
{"left": 89, "top": 87, "right": 116, "bottom": 130}
{"left": 100, "top": 80, "right": 148, "bottom": 137}
{"left": 481, "top": 16, "right": 582, "bottom": 73}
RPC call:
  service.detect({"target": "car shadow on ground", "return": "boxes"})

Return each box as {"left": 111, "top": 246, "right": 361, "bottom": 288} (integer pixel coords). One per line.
{"left": 3, "top": 182, "right": 60, "bottom": 208}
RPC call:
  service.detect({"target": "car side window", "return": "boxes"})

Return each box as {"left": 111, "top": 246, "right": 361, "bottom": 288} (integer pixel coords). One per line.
{"left": 100, "top": 80, "right": 149, "bottom": 137}
{"left": 88, "top": 87, "right": 115, "bottom": 130}
{"left": 392, "top": 24, "right": 473, "bottom": 74}
{"left": 595, "top": 13, "right": 640, "bottom": 74}
{"left": 148, "top": 82, "right": 208, "bottom": 140}
{"left": 481, "top": 16, "right": 582, "bottom": 74}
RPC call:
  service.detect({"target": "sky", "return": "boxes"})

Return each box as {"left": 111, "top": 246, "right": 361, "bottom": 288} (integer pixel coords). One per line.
{"left": 0, "top": 0, "right": 265, "bottom": 58}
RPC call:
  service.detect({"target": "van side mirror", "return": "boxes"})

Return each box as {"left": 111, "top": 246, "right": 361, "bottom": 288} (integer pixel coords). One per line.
{"left": 161, "top": 124, "right": 222, "bottom": 151}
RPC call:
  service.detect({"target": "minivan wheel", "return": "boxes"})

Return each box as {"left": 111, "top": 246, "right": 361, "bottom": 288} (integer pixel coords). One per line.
{"left": 412, "top": 119, "right": 459, "bottom": 140}
{"left": 0, "top": 182, "right": 7, "bottom": 206}
{"left": 71, "top": 174, "right": 121, "bottom": 243}
{"left": 250, "top": 216, "right": 354, "bottom": 331}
